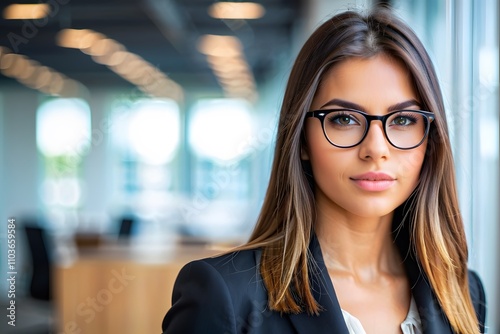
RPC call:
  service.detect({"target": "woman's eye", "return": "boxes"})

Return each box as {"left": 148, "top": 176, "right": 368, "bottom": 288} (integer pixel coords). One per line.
{"left": 392, "top": 115, "right": 417, "bottom": 126}
{"left": 329, "top": 114, "right": 357, "bottom": 126}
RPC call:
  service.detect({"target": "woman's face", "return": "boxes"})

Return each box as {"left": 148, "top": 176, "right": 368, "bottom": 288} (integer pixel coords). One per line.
{"left": 303, "top": 54, "right": 427, "bottom": 219}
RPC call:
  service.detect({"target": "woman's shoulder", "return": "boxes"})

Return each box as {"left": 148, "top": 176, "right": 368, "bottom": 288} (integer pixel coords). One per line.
{"left": 468, "top": 270, "right": 485, "bottom": 295}
{"left": 171, "top": 247, "right": 267, "bottom": 312}
{"left": 163, "top": 247, "right": 283, "bottom": 333}
{"left": 205, "top": 247, "right": 261, "bottom": 267}
{"left": 467, "top": 269, "right": 487, "bottom": 331}
{"left": 180, "top": 247, "right": 263, "bottom": 285}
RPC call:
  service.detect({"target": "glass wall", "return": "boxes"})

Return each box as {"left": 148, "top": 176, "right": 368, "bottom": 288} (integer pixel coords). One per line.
{"left": 109, "top": 98, "right": 181, "bottom": 225}
{"left": 186, "top": 99, "right": 256, "bottom": 239}
{"left": 394, "top": 0, "right": 499, "bottom": 332}
{"left": 102, "top": 96, "right": 273, "bottom": 242}
{"left": 37, "top": 98, "right": 91, "bottom": 229}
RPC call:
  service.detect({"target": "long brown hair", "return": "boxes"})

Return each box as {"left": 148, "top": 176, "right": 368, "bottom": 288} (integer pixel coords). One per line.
{"left": 237, "top": 8, "right": 479, "bottom": 334}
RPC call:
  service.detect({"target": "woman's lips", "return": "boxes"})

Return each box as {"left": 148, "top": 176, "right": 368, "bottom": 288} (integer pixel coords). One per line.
{"left": 350, "top": 172, "right": 396, "bottom": 191}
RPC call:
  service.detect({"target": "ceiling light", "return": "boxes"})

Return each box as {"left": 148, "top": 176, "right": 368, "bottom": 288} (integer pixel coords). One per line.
{"left": 17, "top": 61, "right": 37, "bottom": 80}
{"left": 197, "top": 35, "right": 242, "bottom": 57}
{"left": 56, "top": 28, "right": 183, "bottom": 101}
{"left": 207, "top": 55, "right": 247, "bottom": 70}
{"left": 0, "top": 48, "right": 84, "bottom": 97}
{"left": 56, "top": 29, "right": 107, "bottom": 50}
{"left": 3, "top": 4, "right": 50, "bottom": 20}
{"left": 91, "top": 41, "right": 125, "bottom": 65}
{"left": 56, "top": 29, "right": 90, "bottom": 49}
{"left": 0, "top": 53, "right": 17, "bottom": 71}
{"left": 106, "top": 51, "right": 129, "bottom": 67}
{"left": 33, "top": 67, "right": 53, "bottom": 89}
{"left": 208, "top": 2, "right": 265, "bottom": 20}
{"left": 86, "top": 38, "right": 120, "bottom": 57}
{"left": 2, "top": 54, "right": 29, "bottom": 77}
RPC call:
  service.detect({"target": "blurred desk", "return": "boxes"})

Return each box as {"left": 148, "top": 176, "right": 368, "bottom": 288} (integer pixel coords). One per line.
{"left": 54, "top": 238, "right": 225, "bottom": 334}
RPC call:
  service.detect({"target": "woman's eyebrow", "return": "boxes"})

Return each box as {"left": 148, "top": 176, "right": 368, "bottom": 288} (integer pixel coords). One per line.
{"left": 319, "top": 98, "right": 421, "bottom": 112}
{"left": 387, "top": 99, "right": 421, "bottom": 111}
{"left": 320, "top": 99, "right": 365, "bottom": 111}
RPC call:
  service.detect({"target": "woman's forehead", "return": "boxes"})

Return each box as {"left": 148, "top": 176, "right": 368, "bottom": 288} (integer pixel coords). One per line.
{"left": 311, "top": 55, "right": 418, "bottom": 111}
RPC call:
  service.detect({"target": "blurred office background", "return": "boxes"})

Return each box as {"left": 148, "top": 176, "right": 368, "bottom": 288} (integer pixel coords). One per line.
{"left": 0, "top": 0, "right": 497, "bottom": 333}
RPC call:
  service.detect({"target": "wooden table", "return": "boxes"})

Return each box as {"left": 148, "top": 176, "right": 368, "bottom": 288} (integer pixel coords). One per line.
{"left": 54, "top": 238, "right": 227, "bottom": 334}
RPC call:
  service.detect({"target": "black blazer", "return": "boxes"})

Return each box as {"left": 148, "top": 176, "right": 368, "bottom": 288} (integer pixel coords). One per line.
{"left": 162, "top": 212, "right": 487, "bottom": 333}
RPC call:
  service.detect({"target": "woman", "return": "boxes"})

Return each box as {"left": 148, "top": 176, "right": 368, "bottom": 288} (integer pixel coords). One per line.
{"left": 162, "top": 8, "right": 486, "bottom": 334}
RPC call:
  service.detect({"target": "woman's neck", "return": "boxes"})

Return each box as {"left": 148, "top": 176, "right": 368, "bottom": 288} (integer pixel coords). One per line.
{"left": 315, "top": 205, "right": 404, "bottom": 282}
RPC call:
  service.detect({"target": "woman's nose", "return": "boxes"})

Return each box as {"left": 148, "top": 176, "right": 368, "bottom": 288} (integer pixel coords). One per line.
{"left": 358, "top": 121, "right": 390, "bottom": 161}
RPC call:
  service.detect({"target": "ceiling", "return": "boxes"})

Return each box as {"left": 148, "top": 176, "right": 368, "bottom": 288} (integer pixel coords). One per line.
{"left": 0, "top": 0, "right": 304, "bottom": 96}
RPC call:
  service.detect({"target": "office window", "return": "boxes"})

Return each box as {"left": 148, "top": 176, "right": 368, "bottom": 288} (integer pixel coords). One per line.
{"left": 184, "top": 98, "right": 255, "bottom": 239}
{"left": 110, "top": 98, "right": 181, "bottom": 222}
{"left": 36, "top": 98, "right": 91, "bottom": 226}
{"left": 189, "top": 98, "right": 253, "bottom": 162}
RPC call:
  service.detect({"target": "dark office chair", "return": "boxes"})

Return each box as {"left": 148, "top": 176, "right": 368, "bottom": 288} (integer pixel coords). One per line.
{"left": 118, "top": 216, "right": 136, "bottom": 238}
{"left": 13, "top": 223, "right": 56, "bottom": 333}
{"left": 24, "top": 225, "right": 52, "bottom": 301}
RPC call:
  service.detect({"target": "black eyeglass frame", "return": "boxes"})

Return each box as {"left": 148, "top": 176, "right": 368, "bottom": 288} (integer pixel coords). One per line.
{"left": 305, "top": 108, "right": 435, "bottom": 150}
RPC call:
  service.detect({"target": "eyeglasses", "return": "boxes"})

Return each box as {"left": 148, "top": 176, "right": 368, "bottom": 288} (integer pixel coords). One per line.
{"left": 305, "top": 108, "right": 435, "bottom": 150}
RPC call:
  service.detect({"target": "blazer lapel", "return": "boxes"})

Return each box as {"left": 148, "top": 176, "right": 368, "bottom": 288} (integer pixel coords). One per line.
{"left": 392, "top": 205, "right": 454, "bottom": 334}
{"left": 408, "top": 269, "right": 454, "bottom": 334}
{"left": 288, "top": 235, "right": 349, "bottom": 334}
{"left": 287, "top": 202, "right": 456, "bottom": 334}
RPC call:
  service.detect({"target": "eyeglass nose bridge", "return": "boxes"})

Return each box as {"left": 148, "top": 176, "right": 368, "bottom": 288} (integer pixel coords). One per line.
{"left": 364, "top": 114, "right": 389, "bottom": 123}
{"left": 359, "top": 114, "right": 391, "bottom": 144}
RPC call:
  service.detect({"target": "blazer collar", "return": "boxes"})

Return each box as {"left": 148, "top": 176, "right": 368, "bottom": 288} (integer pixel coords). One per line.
{"left": 288, "top": 203, "right": 454, "bottom": 334}
{"left": 391, "top": 204, "right": 454, "bottom": 334}
{"left": 288, "top": 233, "right": 349, "bottom": 334}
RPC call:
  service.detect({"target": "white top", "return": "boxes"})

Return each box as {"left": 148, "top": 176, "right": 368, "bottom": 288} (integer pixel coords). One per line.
{"left": 341, "top": 296, "right": 422, "bottom": 334}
